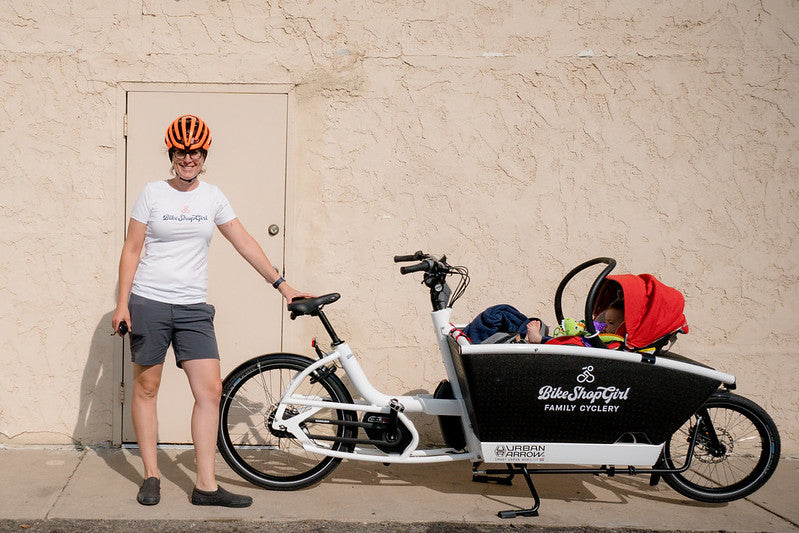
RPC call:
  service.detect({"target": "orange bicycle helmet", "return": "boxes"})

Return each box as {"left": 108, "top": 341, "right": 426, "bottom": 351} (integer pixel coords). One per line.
{"left": 165, "top": 115, "right": 212, "bottom": 152}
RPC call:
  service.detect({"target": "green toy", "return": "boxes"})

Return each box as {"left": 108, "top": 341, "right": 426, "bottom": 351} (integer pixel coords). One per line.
{"left": 553, "top": 317, "right": 586, "bottom": 337}
{"left": 552, "top": 317, "right": 625, "bottom": 347}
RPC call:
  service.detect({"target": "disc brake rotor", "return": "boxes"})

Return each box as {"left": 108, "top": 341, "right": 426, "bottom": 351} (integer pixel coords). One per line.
{"left": 694, "top": 427, "right": 733, "bottom": 464}
{"left": 266, "top": 405, "right": 300, "bottom": 439}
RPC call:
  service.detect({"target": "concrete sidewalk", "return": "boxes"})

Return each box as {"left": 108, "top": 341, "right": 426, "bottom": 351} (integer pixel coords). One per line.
{"left": 1, "top": 446, "right": 797, "bottom": 532}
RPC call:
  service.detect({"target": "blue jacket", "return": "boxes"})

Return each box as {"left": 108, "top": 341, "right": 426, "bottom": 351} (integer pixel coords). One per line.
{"left": 462, "top": 304, "right": 531, "bottom": 344}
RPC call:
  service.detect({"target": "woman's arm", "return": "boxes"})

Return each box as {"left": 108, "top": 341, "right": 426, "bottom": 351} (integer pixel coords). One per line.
{"left": 112, "top": 219, "right": 146, "bottom": 335}
{"left": 217, "top": 218, "right": 311, "bottom": 303}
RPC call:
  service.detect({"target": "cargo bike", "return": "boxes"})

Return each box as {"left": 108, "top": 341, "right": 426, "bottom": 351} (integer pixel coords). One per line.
{"left": 217, "top": 252, "right": 780, "bottom": 517}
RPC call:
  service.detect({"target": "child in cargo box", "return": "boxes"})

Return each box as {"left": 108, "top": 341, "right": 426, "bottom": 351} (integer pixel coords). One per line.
{"left": 526, "top": 299, "right": 625, "bottom": 344}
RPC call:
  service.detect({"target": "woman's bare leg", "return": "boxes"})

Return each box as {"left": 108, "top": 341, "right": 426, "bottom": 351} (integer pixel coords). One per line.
{"left": 181, "top": 358, "right": 223, "bottom": 492}
{"left": 132, "top": 363, "right": 164, "bottom": 479}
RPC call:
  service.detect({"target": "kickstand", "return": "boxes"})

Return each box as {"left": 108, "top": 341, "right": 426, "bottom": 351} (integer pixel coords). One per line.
{"left": 497, "top": 464, "right": 540, "bottom": 519}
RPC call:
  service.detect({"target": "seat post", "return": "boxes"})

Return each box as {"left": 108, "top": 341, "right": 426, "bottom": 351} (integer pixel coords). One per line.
{"left": 317, "top": 309, "right": 343, "bottom": 345}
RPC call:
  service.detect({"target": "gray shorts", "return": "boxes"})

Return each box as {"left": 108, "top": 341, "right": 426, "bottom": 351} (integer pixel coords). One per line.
{"left": 129, "top": 293, "right": 220, "bottom": 367}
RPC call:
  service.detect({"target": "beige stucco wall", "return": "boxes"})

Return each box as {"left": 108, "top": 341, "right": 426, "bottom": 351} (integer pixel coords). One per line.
{"left": 0, "top": 2, "right": 797, "bottom": 453}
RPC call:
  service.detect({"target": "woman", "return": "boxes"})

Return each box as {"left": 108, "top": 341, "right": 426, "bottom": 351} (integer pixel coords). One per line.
{"left": 112, "top": 114, "right": 309, "bottom": 507}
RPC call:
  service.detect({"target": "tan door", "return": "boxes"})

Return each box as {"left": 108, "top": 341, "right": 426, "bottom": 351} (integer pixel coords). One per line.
{"left": 122, "top": 90, "right": 288, "bottom": 443}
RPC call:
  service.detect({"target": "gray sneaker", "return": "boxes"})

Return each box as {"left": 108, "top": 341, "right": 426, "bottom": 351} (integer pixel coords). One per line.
{"left": 191, "top": 485, "right": 252, "bottom": 508}
{"left": 137, "top": 477, "right": 160, "bottom": 505}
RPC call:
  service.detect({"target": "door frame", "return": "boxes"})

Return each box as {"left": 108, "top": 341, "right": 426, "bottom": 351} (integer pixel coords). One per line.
{"left": 111, "top": 82, "right": 297, "bottom": 445}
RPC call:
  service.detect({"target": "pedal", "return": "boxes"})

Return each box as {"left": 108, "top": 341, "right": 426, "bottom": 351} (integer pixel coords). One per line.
{"left": 389, "top": 398, "right": 405, "bottom": 413}
{"left": 387, "top": 398, "right": 404, "bottom": 428}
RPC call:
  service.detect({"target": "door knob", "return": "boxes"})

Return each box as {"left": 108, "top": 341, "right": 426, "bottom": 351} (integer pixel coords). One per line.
{"left": 268, "top": 224, "right": 280, "bottom": 236}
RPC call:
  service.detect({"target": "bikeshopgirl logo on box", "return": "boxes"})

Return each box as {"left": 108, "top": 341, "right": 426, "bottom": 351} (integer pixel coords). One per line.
{"left": 538, "top": 366, "right": 630, "bottom": 413}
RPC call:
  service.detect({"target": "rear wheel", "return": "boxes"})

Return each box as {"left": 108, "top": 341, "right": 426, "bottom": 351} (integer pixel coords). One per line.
{"left": 661, "top": 391, "right": 780, "bottom": 502}
{"left": 218, "top": 354, "right": 357, "bottom": 490}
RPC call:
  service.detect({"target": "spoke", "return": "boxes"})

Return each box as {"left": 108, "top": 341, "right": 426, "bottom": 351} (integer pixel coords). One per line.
{"left": 219, "top": 357, "right": 354, "bottom": 488}
{"left": 230, "top": 394, "right": 262, "bottom": 417}
{"left": 670, "top": 404, "right": 765, "bottom": 491}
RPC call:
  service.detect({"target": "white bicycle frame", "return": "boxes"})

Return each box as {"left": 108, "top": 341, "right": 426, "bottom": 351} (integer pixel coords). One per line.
{"left": 272, "top": 307, "right": 482, "bottom": 463}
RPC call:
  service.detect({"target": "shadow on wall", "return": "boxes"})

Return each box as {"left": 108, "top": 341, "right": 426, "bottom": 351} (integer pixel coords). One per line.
{"left": 73, "top": 312, "right": 146, "bottom": 488}
{"left": 73, "top": 312, "right": 117, "bottom": 447}
{"left": 73, "top": 313, "right": 198, "bottom": 491}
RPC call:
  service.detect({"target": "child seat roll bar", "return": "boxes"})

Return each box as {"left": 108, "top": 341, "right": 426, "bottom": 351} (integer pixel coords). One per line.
{"left": 553, "top": 257, "right": 616, "bottom": 349}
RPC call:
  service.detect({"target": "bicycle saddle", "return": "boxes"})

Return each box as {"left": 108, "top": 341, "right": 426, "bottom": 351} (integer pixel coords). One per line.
{"left": 288, "top": 293, "right": 340, "bottom": 318}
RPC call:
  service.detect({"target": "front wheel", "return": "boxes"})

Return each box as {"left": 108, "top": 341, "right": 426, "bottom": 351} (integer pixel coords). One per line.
{"left": 218, "top": 353, "right": 357, "bottom": 490}
{"left": 661, "top": 390, "right": 780, "bottom": 502}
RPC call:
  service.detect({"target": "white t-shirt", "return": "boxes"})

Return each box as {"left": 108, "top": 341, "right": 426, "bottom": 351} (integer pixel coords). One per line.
{"left": 130, "top": 180, "right": 237, "bottom": 304}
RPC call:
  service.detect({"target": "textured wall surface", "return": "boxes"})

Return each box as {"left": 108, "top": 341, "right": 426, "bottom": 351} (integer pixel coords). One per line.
{"left": 0, "top": 1, "right": 797, "bottom": 453}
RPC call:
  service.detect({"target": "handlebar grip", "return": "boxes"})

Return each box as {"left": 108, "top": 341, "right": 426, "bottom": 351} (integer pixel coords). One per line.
{"left": 394, "top": 251, "right": 424, "bottom": 263}
{"left": 118, "top": 322, "right": 129, "bottom": 336}
{"left": 400, "top": 261, "right": 431, "bottom": 274}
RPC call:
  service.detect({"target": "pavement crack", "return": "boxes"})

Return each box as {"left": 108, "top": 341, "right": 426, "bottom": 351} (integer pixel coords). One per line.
{"left": 45, "top": 447, "right": 88, "bottom": 520}
{"left": 746, "top": 495, "right": 799, "bottom": 529}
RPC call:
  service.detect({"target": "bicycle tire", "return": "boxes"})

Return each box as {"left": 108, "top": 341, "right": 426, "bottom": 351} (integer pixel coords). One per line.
{"left": 661, "top": 390, "right": 780, "bottom": 502}
{"left": 218, "top": 353, "right": 357, "bottom": 490}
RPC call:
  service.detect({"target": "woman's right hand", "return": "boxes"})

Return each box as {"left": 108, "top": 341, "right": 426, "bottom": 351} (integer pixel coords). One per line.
{"left": 112, "top": 305, "right": 131, "bottom": 336}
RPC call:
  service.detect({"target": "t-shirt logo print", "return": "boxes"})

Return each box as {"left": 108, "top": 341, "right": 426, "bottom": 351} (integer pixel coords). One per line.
{"left": 162, "top": 204, "right": 208, "bottom": 223}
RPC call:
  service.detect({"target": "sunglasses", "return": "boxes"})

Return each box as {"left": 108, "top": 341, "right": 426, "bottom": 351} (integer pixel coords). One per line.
{"left": 173, "top": 149, "right": 205, "bottom": 160}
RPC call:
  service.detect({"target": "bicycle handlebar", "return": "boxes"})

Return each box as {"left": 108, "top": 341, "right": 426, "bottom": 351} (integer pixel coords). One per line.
{"left": 395, "top": 251, "right": 464, "bottom": 311}
{"left": 393, "top": 251, "right": 425, "bottom": 263}
{"left": 399, "top": 260, "right": 433, "bottom": 275}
